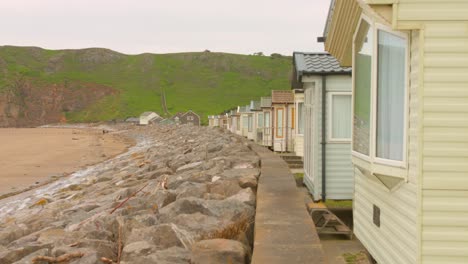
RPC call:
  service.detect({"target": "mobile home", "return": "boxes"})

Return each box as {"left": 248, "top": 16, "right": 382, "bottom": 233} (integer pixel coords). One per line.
{"left": 293, "top": 89, "right": 305, "bottom": 157}
{"left": 293, "top": 52, "right": 353, "bottom": 201}
{"left": 324, "top": 0, "right": 468, "bottom": 263}
{"left": 271, "top": 90, "right": 295, "bottom": 152}
{"left": 260, "top": 97, "right": 273, "bottom": 147}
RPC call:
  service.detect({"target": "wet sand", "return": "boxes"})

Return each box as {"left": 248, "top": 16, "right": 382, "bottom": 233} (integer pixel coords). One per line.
{"left": 0, "top": 128, "right": 131, "bottom": 196}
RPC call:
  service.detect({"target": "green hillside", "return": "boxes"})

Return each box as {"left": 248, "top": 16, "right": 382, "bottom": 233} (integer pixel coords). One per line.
{"left": 0, "top": 46, "right": 292, "bottom": 124}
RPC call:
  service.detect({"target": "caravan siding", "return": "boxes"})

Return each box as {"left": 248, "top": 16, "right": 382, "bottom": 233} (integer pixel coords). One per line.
{"left": 353, "top": 29, "right": 420, "bottom": 264}
{"left": 418, "top": 20, "right": 468, "bottom": 263}
{"left": 324, "top": 75, "right": 353, "bottom": 200}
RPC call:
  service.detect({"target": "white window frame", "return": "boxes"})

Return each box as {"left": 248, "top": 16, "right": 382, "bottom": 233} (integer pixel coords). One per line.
{"left": 296, "top": 101, "right": 304, "bottom": 136}
{"left": 328, "top": 92, "right": 352, "bottom": 143}
{"left": 351, "top": 14, "right": 410, "bottom": 170}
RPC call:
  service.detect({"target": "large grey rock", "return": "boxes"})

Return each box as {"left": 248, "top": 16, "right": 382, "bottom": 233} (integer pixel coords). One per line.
{"left": 207, "top": 143, "right": 223, "bottom": 153}
{"left": 126, "top": 224, "right": 194, "bottom": 250}
{"left": 0, "top": 242, "right": 50, "bottom": 264}
{"left": 122, "top": 241, "right": 154, "bottom": 257}
{"left": 12, "top": 248, "right": 49, "bottom": 264}
{"left": 175, "top": 182, "right": 208, "bottom": 200}
{"left": 159, "top": 198, "right": 254, "bottom": 223}
{"left": 238, "top": 175, "right": 258, "bottom": 189}
{"left": 222, "top": 168, "right": 260, "bottom": 179}
{"left": 191, "top": 239, "right": 249, "bottom": 264}
{"left": 209, "top": 179, "right": 242, "bottom": 197}
{"left": 121, "top": 247, "right": 190, "bottom": 264}
{"left": 227, "top": 188, "right": 256, "bottom": 206}
{"left": 176, "top": 161, "right": 203, "bottom": 173}
{"left": 172, "top": 213, "right": 224, "bottom": 237}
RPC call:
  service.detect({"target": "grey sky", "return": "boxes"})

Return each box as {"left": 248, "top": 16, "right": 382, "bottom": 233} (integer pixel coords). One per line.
{"left": 1, "top": 0, "right": 331, "bottom": 55}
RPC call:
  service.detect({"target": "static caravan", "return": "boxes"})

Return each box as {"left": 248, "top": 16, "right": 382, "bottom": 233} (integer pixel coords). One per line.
{"left": 271, "top": 90, "right": 295, "bottom": 152}
{"left": 248, "top": 100, "right": 261, "bottom": 142}
{"left": 208, "top": 115, "right": 215, "bottom": 127}
{"left": 260, "top": 97, "right": 272, "bottom": 147}
{"left": 324, "top": 0, "right": 468, "bottom": 263}
{"left": 250, "top": 100, "right": 263, "bottom": 143}
{"left": 229, "top": 109, "right": 238, "bottom": 133}
{"left": 235, "top": 107, "right": 242, "bottom": 136}
{"left": 293, "top": 52, "right": 353, "bottom": 201}
{"left": 293, "top": 89, "right": 305, "bottom": 157}
{"left": 220, "top": 114, "right": 228, "bottom": 129}
{"left": 213, "top": 115, "right": 220, "bottom": 127}
{"left": 240, "top": 105, "right": 253, "bottom": 138}
{"left": 238, "top": 105, "right": 250, "bottom": 137}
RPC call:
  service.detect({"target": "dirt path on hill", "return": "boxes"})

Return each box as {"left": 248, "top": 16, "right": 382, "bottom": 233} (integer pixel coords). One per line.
{"left": 0, "top": 127, "right": 132, "bottom": 196}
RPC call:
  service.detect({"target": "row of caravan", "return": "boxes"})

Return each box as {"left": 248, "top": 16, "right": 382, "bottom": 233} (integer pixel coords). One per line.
{"left": 208, "top": 52, "right": 353, "bottom": 201}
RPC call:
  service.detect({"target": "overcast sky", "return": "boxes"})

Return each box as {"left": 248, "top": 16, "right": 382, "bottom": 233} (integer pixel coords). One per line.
{"left": 0, "top": 0, "right": 331, "bottom": 55}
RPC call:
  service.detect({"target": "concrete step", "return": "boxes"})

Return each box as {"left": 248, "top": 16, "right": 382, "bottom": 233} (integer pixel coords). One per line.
{"left": 280, "top": 156, "right": 303, "bottom": 161}
{"left": 285, "top": 160, "right": 304, "bottom": 165}
{"left": 288, "top": 164, "right": 304, "bottom": 169}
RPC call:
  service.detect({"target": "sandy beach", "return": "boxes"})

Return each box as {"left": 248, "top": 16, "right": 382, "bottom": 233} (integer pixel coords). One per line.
{"left": 0, "top": 127, "right": 131, "bottom": 196}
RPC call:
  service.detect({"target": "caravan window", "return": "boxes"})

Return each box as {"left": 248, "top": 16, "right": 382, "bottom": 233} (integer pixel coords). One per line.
{"left": 329, "top": 93, "right": 352, "bottom": 141}
{"left": 276, "top": 108, "right": 284, "bottom": 137}
{"left": 352, "top": 16, "right": 408, "bottom": 168}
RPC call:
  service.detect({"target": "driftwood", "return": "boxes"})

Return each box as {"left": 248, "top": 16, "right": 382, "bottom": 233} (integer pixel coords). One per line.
{"left": 32, "top": 252, "right": 84, "bottom": 263}
{"left": 109, "top": 183, "right": 149, "bottom": 214}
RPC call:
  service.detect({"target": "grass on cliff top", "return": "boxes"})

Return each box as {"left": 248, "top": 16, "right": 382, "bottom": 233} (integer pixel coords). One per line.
{"left": 0, "top": 46, "right": 292, "bottom": 124}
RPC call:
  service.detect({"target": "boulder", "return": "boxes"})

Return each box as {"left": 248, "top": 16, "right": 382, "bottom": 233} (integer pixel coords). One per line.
{"left": 175, "top": 182, "right": 208, "bottom": 200}
{"left": 148, "top": 167, "right": 173, "bottom": 179}
{"left": 121, "top": 247, "right": 190, "bottom": 264}
{"left": 191, "top": 239, "right": 249, "bottom": 264}
{"left": 171, "top": 213, "right": 224, "bottom": 237}
{"left": 176, "top": 161, "right": 203, "bottom": 173}
{"left": 238, "top": 175, "right": 258, "bottom": 189}
{"left": 207, "top": 143, "right": 223, "bottom": 153}
{"left": 227, "top": 188, "right": 256, "bottom": 207}
{"left": 222, "top": 168, "right": 260, "bottom": 179}
{"left": 122, "top": 241, "right": 154, "bottom": 257}
{"left": 12, "top": 248, "right": 49, "bottom": 264}
{"left": 0, "top": 242, "right": 50, "bottom": 264}
{"left": 125, "top": 224, "right": 194, "bottom": 250}
{"left": 209, "top": 179, "right": 242, "bottom": 197}
{"left": 159, "top": 198, "right": 254, "bottom": 223}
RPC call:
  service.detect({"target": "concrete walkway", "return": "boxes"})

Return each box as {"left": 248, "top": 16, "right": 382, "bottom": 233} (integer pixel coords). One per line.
{"left": 251, "top": 145, "right": 326, "bottom": 263}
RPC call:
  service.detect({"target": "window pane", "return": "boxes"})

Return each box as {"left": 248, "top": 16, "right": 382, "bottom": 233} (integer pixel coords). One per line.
{"left": 277, "top": 109, "right": 283, "bottom": 137}
{"left": 298, "top": 103, "right": 304, "bottom": 134}
{"left": 332, "top": 95, "right": 352, "bottom": 139}
{"left": 258, "top": 113, "right": 263, "bottom": 128}
{"left": 243, "top": 116, "right": 248, "bottom": 127}
{"left": 376, "top": 30, "right": 406, "bottom": 161}
{"left": 353, "top": 20, "right": 372, "bottom": 155}
{"left": 248, "top": 115, "right": 253, "bottom": 132}
{"left": 265, "top": 112, "right": 270, "bottom": 127}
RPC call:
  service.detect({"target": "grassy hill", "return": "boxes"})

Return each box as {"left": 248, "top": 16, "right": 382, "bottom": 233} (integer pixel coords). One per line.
{"left": 0, "top": 46, "right": 292, "bottom": 125}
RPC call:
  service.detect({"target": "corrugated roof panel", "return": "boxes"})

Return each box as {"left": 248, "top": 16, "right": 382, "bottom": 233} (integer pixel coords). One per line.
{"left": 293, "top": 52, "right": 352, "bottom": 75}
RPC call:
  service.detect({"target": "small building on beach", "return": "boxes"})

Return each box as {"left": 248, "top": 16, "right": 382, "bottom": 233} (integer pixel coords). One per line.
{"left": 139, "top": 112, "right": 161, "bottom": 125}
{"left": 179, "top": 110, "right": 200, "bottom": 126}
